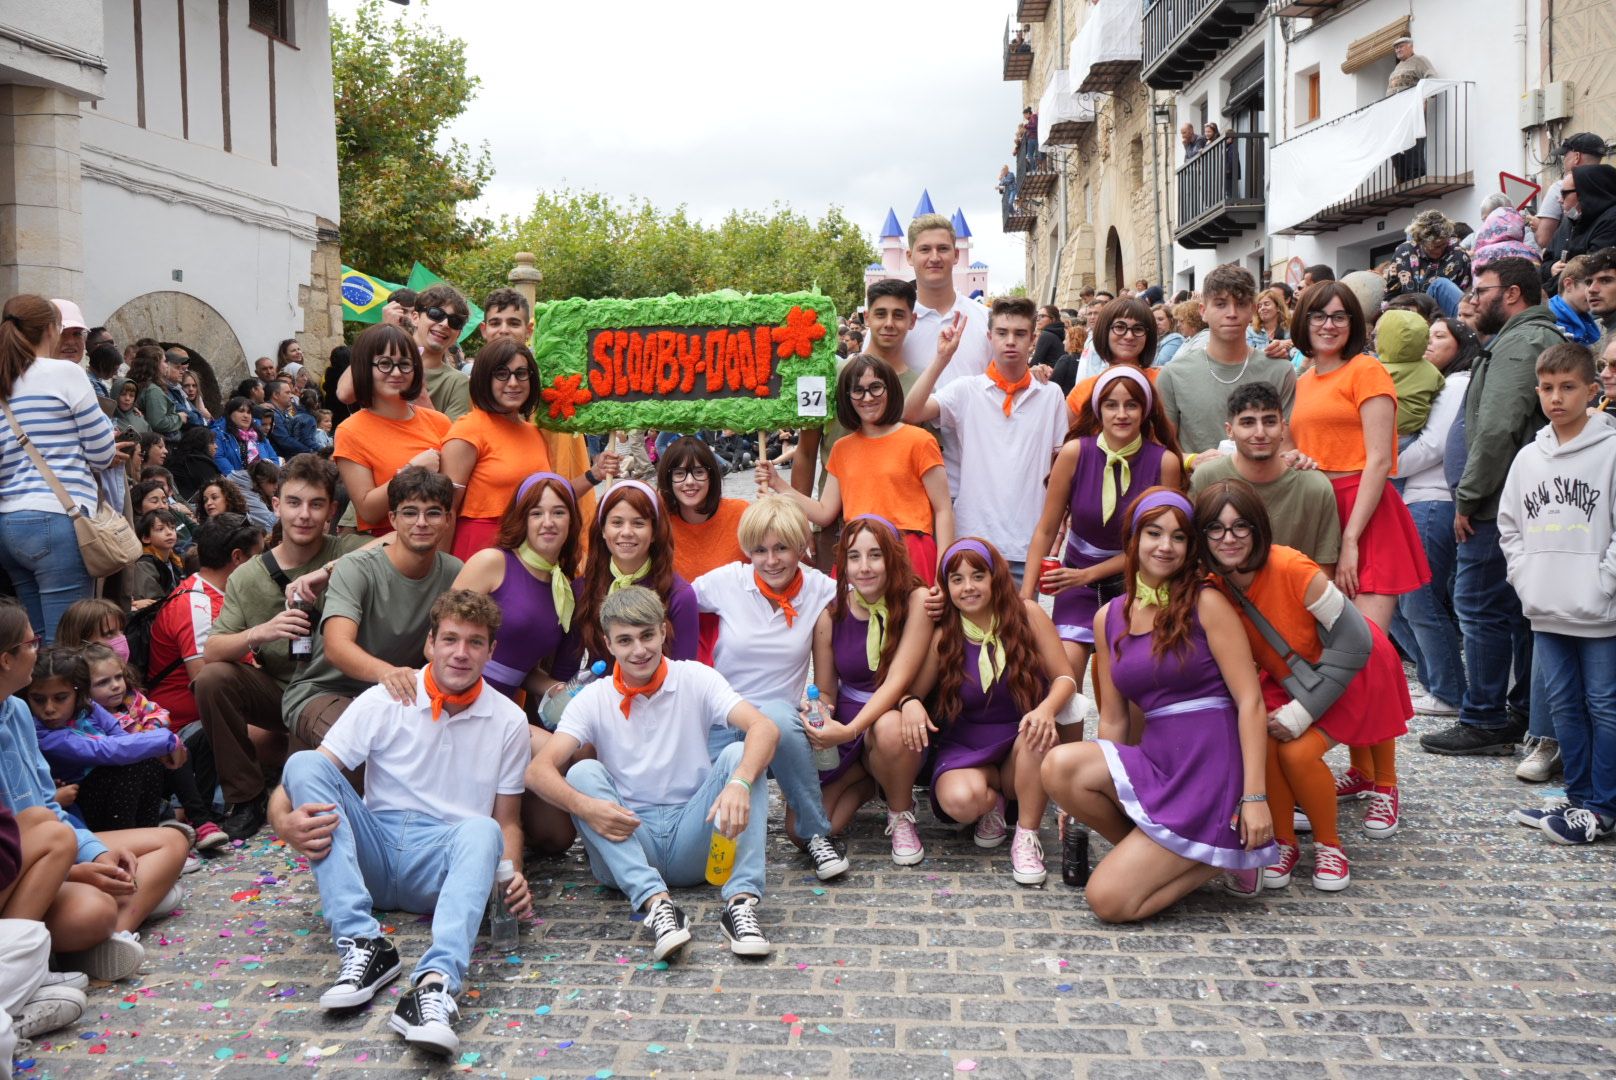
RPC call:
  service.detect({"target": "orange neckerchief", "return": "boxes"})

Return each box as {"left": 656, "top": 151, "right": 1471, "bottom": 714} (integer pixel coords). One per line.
{"left": 613, "top": 658, "right": 669, "bottom": 718}
{"left": 986, "top": 362, "right": 1031, "bottom": 417}
{"left": 754, "top": 568, "right": 805, "bottom": 626}
{"left": 422, "top": 665, "right": 482, "bottom": 722}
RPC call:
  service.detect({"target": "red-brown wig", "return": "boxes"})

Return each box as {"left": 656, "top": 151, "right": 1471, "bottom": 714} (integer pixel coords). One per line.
{"left": 830, "top": 517, "right": 923, "bottom": 683}
{"left": 577, "top": 484, "right": 676, "bottom": 662}
{"left": 934, "top": 537, "right": 1045, "bottom": 724}
{"left": 1114, "top": 487, "right": 1203, "bottom": 662}
{"left": 494, "top": 475, "right": 582, "bottom": 580}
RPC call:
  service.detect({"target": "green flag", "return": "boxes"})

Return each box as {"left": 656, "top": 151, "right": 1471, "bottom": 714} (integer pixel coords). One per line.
{"left": 406, "top": 262, "right": 484, "bottom": 344}
{"left": 340, "top": 265, "right": 401, "bottom": 324}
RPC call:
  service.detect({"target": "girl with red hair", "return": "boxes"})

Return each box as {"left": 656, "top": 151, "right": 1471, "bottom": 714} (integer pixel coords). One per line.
{"left": 575, "top": 480, "right": 699, "bottom": 665}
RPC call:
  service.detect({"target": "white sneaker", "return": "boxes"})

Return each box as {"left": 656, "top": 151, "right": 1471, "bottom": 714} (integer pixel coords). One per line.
{"left": 14, "top": 986, "right": 87, "bottom": 1039}
{"left": 1515, "top": 736, "right": 1563, "bottom": 782}
{"left": 1410, "top": 693, "right": 1459, "bottom": 716}
{"left": 64, "top": 930, "right": 144, "bottom": 981}
{"left": 146, "top": 882, "right": 185, "bottom": 921}
{"left": 40, "top": 970, "right": 89, "bottom": 991}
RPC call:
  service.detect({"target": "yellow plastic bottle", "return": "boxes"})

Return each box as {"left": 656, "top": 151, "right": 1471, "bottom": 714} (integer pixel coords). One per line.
{"left": 705, "top": 827, "right": 735, "bottom": 886}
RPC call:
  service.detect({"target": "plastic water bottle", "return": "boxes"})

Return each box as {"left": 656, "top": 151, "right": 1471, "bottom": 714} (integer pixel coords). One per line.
{"left": 804, "top": 686, "right": 839, "bottom": 771}
{"left": 488, "top": 859, "right": 518, "bottom": 952}
{"left": 706, "top": 813, "right": 736, "bottom": 886}
{"left": 540, "top": 660, "right": 608, "bottom": 730}
{"left": 1061, "top": 817, "right": 1090, "bottom": 887}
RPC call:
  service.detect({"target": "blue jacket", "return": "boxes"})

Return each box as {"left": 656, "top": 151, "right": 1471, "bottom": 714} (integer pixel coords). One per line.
{"left": 34, "top": 702, "right": 179, "bottom": 784}
{"left": 0, "top": 697, "right": 108, "bottom": 863}
{"left": 1549, "top": 294, "right": 1602, "bottom": 346}
{"left": 211, "top": 416, "right": 281, "bottom": 475}
{"left": 268, "top": 406, "right": 318, "bottom": 458}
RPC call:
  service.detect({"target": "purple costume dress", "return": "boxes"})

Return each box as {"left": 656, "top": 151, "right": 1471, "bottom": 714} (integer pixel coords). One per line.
{"left": 1099, "top": 596, "right": 1277, "bottom": 870}
{"left": 484, "top": 549, "right": 585, "bottom": 699}
{"left": 823, "top": 606, "right": 878, "bottom": 784}
{"left": 1053, "top": 437, "right": 1167, "bottom": 644}
{"left": 928, "top": 640, "right": 1044, "bottom": 822}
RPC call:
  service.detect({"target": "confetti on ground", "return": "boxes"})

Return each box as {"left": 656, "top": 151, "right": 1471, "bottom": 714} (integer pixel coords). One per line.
{"left": 458, "top": 1051, "right": 482, "bottom": 1065}
{"left": 956, "top": 1060, "right": 978, "bottom": 1072}
{"left": 646, "top": 1043, "right": 666, "bottom": 1053}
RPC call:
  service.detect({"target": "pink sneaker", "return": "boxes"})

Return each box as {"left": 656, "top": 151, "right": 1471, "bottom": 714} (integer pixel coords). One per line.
{"left": 1221, "top": 866, "right": 1261, "bottom": 897}
{"left": 193, "top": 821, "right": 230, "bottom": 852}
{"left": 1363, "top": 784, "right": 1400, "bottom": 838}
{"left": 973, "top": 794, "right": 1008, "bottom": 849}
{"left": 885, "top": 809, "right": 924, "bottom": 866}
{"left": 1335, "top": 767, "right": 1373, "bottom": 800}
{"left": 1263, "top": 842, "right": 1299, "bottom": 889}
{"left": 1009, "top": 826, "right": 1046, "bottom": 885}
{"left": 1311, "top": 843, "right": 1351, "bottom": 891}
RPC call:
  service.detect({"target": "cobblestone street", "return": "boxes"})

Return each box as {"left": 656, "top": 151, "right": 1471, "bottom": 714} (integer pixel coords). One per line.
{"left": 22, "top": 471, "right": 1616, "bottom": 1079}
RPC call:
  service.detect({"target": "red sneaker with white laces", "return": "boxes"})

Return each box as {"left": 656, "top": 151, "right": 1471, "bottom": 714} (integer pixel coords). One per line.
{"left": 1334, "top": 767, "right": 1373, "bottom": 800}
{"left": 1311, "top": 843, "right": 1351, "bottom": 891}
{"left": 1363, "top": 784, "right": 1400, "bottom": 838}
{"left": 1263, "top": 842, "right": 1299, "bottom": 889}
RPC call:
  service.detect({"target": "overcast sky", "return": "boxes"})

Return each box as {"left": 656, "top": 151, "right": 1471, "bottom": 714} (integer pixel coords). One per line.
{"left": 330, "top": 0, "right": 1028, "bottom": 293}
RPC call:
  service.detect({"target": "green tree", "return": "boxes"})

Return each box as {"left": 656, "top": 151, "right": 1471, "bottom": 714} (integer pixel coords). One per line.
{"left": 331, "top": 0, "right": 492, "bottom": 281}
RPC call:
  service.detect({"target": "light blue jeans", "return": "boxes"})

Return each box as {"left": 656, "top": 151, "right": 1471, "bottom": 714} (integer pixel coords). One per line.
{"left": 707, "top": 700, "right": 832, "bottom": 840}
{"left": 282, "top": 752, "right": 502, "bottom": 993}
{"left": 1393, "top": 499, "right": 1466, "bottom": 707}
{"left": 0, "top": 510, "right": 94, "bottom": 645}
{"left": 568, "top": 741, "right": 767, "bottom": 910}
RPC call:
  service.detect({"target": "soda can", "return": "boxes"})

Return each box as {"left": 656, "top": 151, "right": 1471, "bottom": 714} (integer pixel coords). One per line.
{"left": 1039, "top": 556, "right": 1061, "bottom": 595}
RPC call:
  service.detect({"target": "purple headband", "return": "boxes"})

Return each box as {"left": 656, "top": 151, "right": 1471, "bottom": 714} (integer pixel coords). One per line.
{"left": 1129, "top": 489, "right": 1193, "bottom": 534}
{"left": 1091, "top": 365, "right": 1153, "bottom": 416}
{"left": 942, "top": 537, "right": 996, "bottom": 569}
{"left": 604, "top": 477, "right": 660, "bottom": 516}
{"left": 850, "top": 514, "right": 900, "bottom": 538}
{"left": 516, "top": 471, "right": 574, "bottom": 503}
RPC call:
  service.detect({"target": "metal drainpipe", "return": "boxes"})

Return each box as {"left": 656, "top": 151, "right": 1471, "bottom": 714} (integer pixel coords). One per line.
{"left": 1152, "top": 90, "right": 1165, "bottom": 289}
{"left": 1054, "top": 0, "right": 1069, "bottom": 302}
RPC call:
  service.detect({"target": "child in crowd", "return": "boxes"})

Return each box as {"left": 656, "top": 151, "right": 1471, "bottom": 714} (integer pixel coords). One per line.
{"left": 1500, "top": 342, "right": 1616, "bottom": 844}
{"left": 313, "top": 408, "right": 335, "bottom": 451}
{"left": 1373, "top": 309, "right": 1444, "bottom": 440}
{"left": 129, "top": 509, "right": 184, "bottom": 606}
{"left": 55, "top": 599, "right": 129, "bottom": 659}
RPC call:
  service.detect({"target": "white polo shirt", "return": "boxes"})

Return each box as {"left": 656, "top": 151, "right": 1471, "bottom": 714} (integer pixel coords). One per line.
{"left": 692, "top": 561, "right": 837, "bottom": 710}
{"left": 934, "top": 374, "right": 1069, "bottom": 563}
{"left": 557, "top": 660, "right": 744, "bottom": 809}
{"left": 320, "top": 671, "right": 530, "bottom": 824}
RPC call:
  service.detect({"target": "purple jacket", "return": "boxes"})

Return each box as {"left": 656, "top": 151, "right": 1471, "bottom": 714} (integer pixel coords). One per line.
{"left": 34, "top": 702, "right": 178, "bottom": 783}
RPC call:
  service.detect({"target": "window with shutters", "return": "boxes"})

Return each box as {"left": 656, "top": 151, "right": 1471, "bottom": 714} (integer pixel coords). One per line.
{"left": 248, "top": 0, "right": 294, "bottom": 45}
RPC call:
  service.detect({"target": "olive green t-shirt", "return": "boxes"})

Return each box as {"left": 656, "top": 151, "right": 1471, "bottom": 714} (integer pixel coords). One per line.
{"left": 424, "top": 364, "right": 471, "bottom": 421}
{"left": 1190, "top": 455, "right": 1342, "bottom": 565}
{"left": 279, "top": 546, "right": 463, "bottom": 725}
{"left": 212, "top": 535, "right": 369, "bottom": 689}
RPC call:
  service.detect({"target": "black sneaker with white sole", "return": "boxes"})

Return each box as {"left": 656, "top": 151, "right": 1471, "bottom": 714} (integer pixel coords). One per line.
{"left": 646, "top": 898, "right": 691, "bottom": 962}
{"left": 389, "top": 979, "right": 459, "bottom": 1056}
{"left": 319, "top": 936, "right": 402, "bottom": 1009}
{"left": 805, "top": 834, "right": 850, "bottom": 880}
{"left": 719, "top": 896, "right": 772, "bottom": 956}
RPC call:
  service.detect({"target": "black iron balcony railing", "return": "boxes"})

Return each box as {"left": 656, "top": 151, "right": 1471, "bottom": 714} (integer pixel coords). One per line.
{"left": 1003, "top": 18, "right": 1034, "bottom": 81}
{"left": 1175, "top": 132, "right": 1266, "bottom": 249}
{"left": 1142, "top": 0, "right": 1266, "bottom": 91}
{"left": 1276, "top": 82, "right": 1472, "bottom": 236}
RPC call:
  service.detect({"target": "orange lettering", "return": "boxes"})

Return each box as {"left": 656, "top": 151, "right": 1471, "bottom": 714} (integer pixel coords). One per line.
{"left": 734, "top": 328, "right": 756, "bottom": 390}
{"left": 656, "top": 331, "right": 679, "bottom": 394}
{"left": 624, "top": 333, "right": 644, "bottom": 396}
{"left": 705, "top": 330, "right": 727, "bottom": 393}
{"left": 753, "top": 326, "right": 773, "bottom": 396}
{"left": 677, "top": 333, "right": 702, "bottom": 393}
{"left": 723, "top": 332, "right": 743, "bottom": 392}
{"left": 589, "top": 333, "right": 613, "bottom": 398}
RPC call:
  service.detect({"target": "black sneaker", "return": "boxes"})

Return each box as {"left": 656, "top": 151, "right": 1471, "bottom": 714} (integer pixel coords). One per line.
{"left": 389, "top": 979, "right": 459, "bottom": 1056}
{"left": 646, "top": 898, "right": 691, "bottom": 962}
{"left": 219, "top": 795, "right": 268, "bottom": 842}
{"left": 319, "top": 936, "right": 402, "bottom": 1009}
{"left": 1418, "top": 721, "right": 1525, "bottom": 756}
{"left": 719, "top": 896, "right": 771, "bottom": 957}
{"left": 805, "top": 834, "right": 850, "bottom": 880}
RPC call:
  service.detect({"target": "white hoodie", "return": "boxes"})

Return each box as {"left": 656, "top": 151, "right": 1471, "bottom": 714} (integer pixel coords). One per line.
{"left": 1499, "top": 418, "right": 1616, "bottom": 636}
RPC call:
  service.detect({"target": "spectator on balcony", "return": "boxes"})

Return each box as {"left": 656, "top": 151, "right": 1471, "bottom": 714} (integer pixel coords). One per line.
{"left": 1387, "top": 38, "right": 1435, "bottom": 182}
{"left": 1536, "top": 133, "right": 1607, "bottom": 253}
{"left": 1385, "top": 210, "right": 1472, "bottom": 316}
{"left": 1199, "top": 123, "right": 1220, "bottom": 159}
{"left": 1180, "top": 123, "right": 1205, "bottom": 162}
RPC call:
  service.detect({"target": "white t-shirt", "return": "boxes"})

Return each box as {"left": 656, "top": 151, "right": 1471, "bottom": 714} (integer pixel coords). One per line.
{"left": 896, "top": 293, "right": 992, "bottom": 494}
{"left": 692, "top": 561, "right": 837, "bottom": 709}
{"left": 320, "top": 672, "right": 530, "bottom": 824}
{"left": 934, "top": 374, "right": 1069, "bottom": 562}
{"left": 557, "top": 660, "right": 744, "bottom": 809}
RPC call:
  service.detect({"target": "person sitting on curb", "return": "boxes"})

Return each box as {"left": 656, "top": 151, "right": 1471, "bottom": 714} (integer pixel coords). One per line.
{"left": 525, "top": 586, "right": 779, "bottom": 961}
{"left": 269, "top": 589, "right": 531, "bottom": 1057}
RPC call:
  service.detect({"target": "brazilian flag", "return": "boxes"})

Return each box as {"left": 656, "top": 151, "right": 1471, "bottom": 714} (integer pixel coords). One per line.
{"left": 406, "top": 262, "right": 484, "bottom": 344}
{"left": 340, "top": 266, "right": 401, "bottom": 324}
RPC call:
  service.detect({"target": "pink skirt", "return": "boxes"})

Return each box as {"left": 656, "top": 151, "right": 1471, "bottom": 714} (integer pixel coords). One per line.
{"left": 1330, "top": 475, "right": 1430, "bottom": 596}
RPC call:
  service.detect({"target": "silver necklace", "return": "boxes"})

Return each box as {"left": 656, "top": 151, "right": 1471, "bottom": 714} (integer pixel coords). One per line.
{"left": 1206, "top": 352, "right": 1251, "bottom": 385}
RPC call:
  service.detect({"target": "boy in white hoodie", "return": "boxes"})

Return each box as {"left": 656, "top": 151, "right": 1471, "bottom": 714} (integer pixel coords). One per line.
{"left": 1499, "top": 342, "right": 1616, "bottom": 844}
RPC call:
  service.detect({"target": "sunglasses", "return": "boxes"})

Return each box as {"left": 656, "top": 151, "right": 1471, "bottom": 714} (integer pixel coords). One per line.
{"left": 418, "top": 306, "right": 469, "bottom": 331}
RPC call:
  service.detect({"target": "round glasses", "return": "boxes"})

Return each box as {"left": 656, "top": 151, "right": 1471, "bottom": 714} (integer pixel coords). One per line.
{"left": 373, "top": 358, "right": 415, "bottom": 375}
{"left": 492, "top": 367, "right": 532, "bottom": 383}
{"left": 1202, "top": 521, "right": 1254, "bottom": 541}
{"left": 670, "top": 467, "right": 709, "bottom": 483}
{"left": 849, "top": 383, "right": 888, "bottom": 400}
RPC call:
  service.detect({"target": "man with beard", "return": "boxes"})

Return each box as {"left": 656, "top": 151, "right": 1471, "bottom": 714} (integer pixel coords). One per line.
{"left": 1422, "top": 258, "right": 1567, "bottom": 757}
{"left": 1581, "top": 248, "right": 1616, "bottom": 335}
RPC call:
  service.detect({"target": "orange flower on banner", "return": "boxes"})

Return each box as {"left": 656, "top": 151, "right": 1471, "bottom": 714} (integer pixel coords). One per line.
{"left": 542, "top": 373, "right": 592, "bottom": 420}
{"left": 772, "top": 306, "right": 827, "bottom": 359}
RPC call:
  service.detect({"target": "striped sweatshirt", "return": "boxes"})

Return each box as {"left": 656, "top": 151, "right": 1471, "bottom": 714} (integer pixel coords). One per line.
{"left": 0, "top": 357, "right": 118, "bottom": 514}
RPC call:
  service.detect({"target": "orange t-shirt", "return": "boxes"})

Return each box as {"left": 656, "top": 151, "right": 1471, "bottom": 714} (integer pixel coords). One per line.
{"left": 332, "top": 406, "right": 453, "bottom": 533}
{"left": 1210, "top": 545, "right": 1324, "bottom": 681}
{"left": 669, "top": 497, "right": 748, "bottom": 582}
{"left": 1290, "top": 354, "right": 1398, "bottom": 473}
{"left": 444, "top": 408, "right": 553, "bottom": 520}
{"left": 825, "top": 425, "right": 945, "bottom": 534}
{"left": 1066, "top": 365, "right": 1161, "bottom": 416}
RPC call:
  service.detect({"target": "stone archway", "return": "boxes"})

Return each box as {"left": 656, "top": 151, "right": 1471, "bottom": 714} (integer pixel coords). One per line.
{"left": 103, "top": 291, "right": 246, "bottom": 415}
{"left": 1105, "top": 227, "right": 1125, "bottom": 294}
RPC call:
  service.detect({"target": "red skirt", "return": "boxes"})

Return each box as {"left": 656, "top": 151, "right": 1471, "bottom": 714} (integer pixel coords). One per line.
{"left": 697, "top": 612, "right": 720, "bottom": 666}
{"left": 1258, "top": 619, "right": 1411, "bottom": 748}
{"left": 904, "top": 532, "right": 938, "bottom": 587}
{"left": 1330, "top": 474, "right": 1430, "bottom": 596}
{"left": 451, "top": 516, "right": 501, "bottom": 562}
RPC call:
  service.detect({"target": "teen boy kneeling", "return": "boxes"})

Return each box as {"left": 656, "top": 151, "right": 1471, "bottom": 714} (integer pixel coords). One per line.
{"left": 527, "top": 586, "right": 778, "bottom": 959}
{"left": 268, "top": 589, "right": 531, "bottom": 1056}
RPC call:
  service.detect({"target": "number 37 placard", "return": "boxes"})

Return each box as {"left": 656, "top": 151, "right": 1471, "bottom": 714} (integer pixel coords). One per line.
{"left": 796, "top": 376, "right": 827, "bottom": 417}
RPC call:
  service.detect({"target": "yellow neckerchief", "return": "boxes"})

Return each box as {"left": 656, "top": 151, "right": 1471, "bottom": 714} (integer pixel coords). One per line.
{"left": 608, "top": 559, "right": 650, "bottom": 594}
{"left": 961, "top": 615, "right": 1005, "bottom": 688}
{"left": 1134, "top": 578, "right": 1171, "bottom": 607}
{"left": 1098, "top": 432, "right": 1145, "bottom": 524}
{"left": 517, "top": 542, "right": 574, "bottom": 632}
{"left": 851, "top": 588, "right": 889, "bottom": 672}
